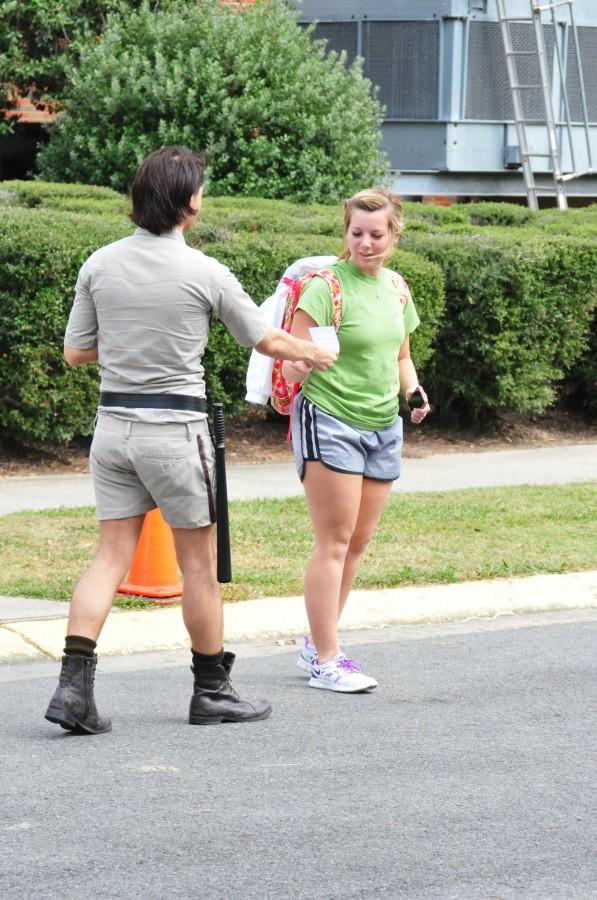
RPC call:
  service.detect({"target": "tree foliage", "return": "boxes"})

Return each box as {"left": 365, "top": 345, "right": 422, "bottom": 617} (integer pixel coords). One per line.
{"left": 36, "top": 0, "right": 388, "bottom": 201}
{"left": 0, "top": 1, "right": 147, "bottom": 128}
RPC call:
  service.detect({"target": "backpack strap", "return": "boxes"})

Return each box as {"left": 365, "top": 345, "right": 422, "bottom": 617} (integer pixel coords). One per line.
{"left": 270, "top": 269, "right": 343, "bottom": 426}
{"left": 280, "top": 277, "right": 305, "bottom": 333}
{"left": 387, "top": 270, "right": 410, "bottom": 308}
{"left": 298, "top": 269, "right": 343, "bottom": 330}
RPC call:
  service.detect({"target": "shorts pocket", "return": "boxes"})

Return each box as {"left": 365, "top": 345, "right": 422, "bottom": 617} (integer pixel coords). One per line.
{"left": 90, "top": 428, "right": 125, "bottom": 468}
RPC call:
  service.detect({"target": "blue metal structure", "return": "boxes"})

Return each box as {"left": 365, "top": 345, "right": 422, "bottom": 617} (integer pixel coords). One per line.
{"left": 298, "top": 0, "right": 597, "bottom": 200}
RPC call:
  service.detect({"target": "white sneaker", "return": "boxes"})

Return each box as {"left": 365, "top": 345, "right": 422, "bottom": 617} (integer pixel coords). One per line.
{"left": 297, "top": 636, "right": 317, "bottom": 674}
{"left": 308, "top": 654, "right": 377, "bottom": 693}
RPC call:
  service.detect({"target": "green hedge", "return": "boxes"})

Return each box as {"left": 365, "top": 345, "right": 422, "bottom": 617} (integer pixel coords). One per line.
{"left": 5, "top": 181, "right": 597, "bottom": 237}
{"left": 1, "top": 180, "right": 344, "bottom": 233}
{"left": 1, "top": 182, "right": 595, "bottom": 445}
{"left": 0, "top": 201, "right": 444, "bottom": 442}
{"left": 0, "top": 180, "right": 129, "bottom": 219}
{"left": 403, "top": 229, "right": 597, "bottom": 423}
{"left": 199, "top": 196, "right": 342, "bottom": 237}
{"left": 0, "top": 207, "right": 131, "bottom": 444}
{"left": 403, "top": 200, "right": 537, "bottom": 229}
{"left": 402, "top": 199, "right": 597, "bottom": 234}
{"left": 562, "top": 313, "right": 597, "bottom": 416}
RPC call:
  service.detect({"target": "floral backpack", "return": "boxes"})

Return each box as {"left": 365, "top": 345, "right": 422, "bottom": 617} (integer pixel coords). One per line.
{"left": 270, "top": 269, "right": 343, "bottom": 416}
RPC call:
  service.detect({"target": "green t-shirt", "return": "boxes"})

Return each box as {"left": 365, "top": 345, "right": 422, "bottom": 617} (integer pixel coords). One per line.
{"left": 297, "top": 258, "right": 420, "bottom": 430}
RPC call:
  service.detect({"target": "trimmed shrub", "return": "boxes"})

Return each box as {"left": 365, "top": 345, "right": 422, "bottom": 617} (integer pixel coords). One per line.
{"left": 0, "top": 179, "right": 125, "bottom": 206}
{"left": 461, "top": 202, "right": 536, "bottom": 228}
{"left": 387, "top": 248, "right": 445, "bottom": 375}
{"left": 36, "top": 0, "right": 388, "bottom": 201}
{"left": 535, "top": 204, "right": 597, "bottom": 239}
{"left": 3, "top": 182, "right": 593, "bottom": 443}
{"left": 0, "top": 207, "right": 131, "bottom": 444}
{"left": 402, "top": 201, "right": 536, "bottom": 229}
{"left": 402, "top": 200, "right": 597, "bottom": 234}
{"left": 561, "top": 313, "right": 597, "bottom": 417}
{"left": 403, "top": 230, "right": 597, "bottom": 423}
{"left": 199, "top": 197, "right": 343, "bottom": 237}
{"left": 402, "top": 203, "right": 470, "bottom": 229}
{"left": 0, "top": 203, "right": 444, "bottom": 444}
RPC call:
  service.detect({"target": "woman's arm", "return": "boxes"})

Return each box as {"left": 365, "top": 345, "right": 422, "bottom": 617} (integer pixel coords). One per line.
{"left": 398, "top": 336, "right": 430, "bottom": 425}
{"left": 280, "top": 309, "right": 319, "bottom": 383}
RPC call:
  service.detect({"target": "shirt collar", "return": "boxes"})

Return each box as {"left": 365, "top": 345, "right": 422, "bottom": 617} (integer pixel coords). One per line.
{"left": 134, "top": 227, "right": 185, "bottom": 242}
{"left": 343, "top": 258, "right": 384, "bottom": 283}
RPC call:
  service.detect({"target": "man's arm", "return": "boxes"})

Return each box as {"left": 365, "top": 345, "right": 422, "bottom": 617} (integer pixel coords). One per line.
{"left": 64, "top": 345, "right": 98, "bottom": 367}
{"left": 255, "top": 327, "right": 336, "bottom": 371}
{"left": 64, "top": 261, "right": 98, "bottom": 367}
{"left": 201, "top": 261, "right": 336, "bottom": 370}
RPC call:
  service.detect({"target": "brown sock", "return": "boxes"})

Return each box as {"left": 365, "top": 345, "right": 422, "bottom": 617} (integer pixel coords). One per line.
{"left": 64, "top": 635, "right": 97, "bottom": 657}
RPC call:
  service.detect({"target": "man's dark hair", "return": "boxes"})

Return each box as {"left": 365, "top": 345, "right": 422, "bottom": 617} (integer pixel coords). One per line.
{"left": 130, "top": 146, "right": 206, "bottom": 234}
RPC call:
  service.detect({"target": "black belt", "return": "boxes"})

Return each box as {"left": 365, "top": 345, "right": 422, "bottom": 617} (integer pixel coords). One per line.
{"left": 99, "top": 392, "right": 206, "bottom": 412}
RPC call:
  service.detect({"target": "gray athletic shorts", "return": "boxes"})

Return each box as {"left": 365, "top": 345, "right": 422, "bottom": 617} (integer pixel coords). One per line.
{"left": 90, "top": 413, "right": 216, "bottom": 528}
{"left": 291, "top": 392, "right": 403, "bottom": 482}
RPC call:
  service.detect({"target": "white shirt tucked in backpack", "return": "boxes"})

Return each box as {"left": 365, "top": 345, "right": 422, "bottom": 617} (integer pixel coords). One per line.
{"left": 245, "top": 255, "right": 338, "bottom": 405}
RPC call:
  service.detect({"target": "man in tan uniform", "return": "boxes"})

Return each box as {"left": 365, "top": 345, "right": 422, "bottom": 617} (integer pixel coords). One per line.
{"left": 45, "top": 146, "right": 336, "bottom": 734}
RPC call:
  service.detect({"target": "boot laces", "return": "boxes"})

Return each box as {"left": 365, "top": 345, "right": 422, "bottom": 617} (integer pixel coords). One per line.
{"left": 225, "top": 675, "right": 241, "bottom": 701}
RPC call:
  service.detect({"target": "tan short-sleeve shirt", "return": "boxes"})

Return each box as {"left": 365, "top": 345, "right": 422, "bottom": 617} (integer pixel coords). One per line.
{"left": 65, "top": 227, "right": 268, "bottom": 422}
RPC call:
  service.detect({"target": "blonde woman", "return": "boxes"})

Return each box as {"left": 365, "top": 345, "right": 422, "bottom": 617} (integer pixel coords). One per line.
{"left": 283, "top": 188, "right": 430, "bottom": 693}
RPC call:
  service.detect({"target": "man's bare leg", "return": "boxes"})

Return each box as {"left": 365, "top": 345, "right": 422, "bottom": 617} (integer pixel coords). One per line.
{"left": 172, "top": 524, "right": 223, "bottom": 654}
{"left": 172, "top": 524, "right": 272, "bottom": 725}
{"left": 67, "top": 515, "right": 146, "bottom": 640}
{"left": 45, "top": 514, "right": 145, "bottom": 735}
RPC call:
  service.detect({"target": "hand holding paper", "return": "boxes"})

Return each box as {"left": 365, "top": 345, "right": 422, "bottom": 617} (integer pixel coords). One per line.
{"left": 309, "top": 326, "right": 340, "bottom": 354}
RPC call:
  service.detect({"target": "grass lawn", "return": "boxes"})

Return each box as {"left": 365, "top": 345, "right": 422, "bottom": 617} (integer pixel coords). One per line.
{"left": 0, "top": 483, "right": 594, "bottom": 606}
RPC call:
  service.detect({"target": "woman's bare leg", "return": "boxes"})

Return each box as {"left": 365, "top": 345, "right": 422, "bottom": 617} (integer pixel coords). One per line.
{"left": 337, "top": 478, "right": 393, "bottom": 622}
{"left": 302, "top": 462, "right": 363, "bottom": 663}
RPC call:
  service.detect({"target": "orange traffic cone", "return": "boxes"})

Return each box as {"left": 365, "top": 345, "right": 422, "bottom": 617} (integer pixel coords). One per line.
{"left": 118, "top": 509, "right": 182, "bottom": 599}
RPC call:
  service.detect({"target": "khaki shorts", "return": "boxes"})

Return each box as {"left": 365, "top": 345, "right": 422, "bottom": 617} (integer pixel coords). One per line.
{"left": 90, "top": 413, "right": 216, "bottom": 528}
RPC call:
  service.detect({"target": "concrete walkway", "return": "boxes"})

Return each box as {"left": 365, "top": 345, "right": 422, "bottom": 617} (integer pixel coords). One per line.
{"left": 1, "top": 571, "right": 596, "bottom": 663}
{"left": 0, "top": 442, "right": 595, "bottom": 663}
{"left": 1, "top": 442, "right": 596, "bottom": 513}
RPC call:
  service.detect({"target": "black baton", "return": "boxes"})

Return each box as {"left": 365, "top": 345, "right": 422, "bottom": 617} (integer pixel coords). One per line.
{"left": 213, "top": 402, "right": 232, "bottom": 583}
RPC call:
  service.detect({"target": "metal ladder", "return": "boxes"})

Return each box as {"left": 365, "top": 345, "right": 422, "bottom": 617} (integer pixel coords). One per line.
{"left": 496, "top": 0, "right": 594, "bottom": 209}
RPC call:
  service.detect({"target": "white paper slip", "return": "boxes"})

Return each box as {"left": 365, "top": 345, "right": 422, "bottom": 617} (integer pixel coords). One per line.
{"left": 309, "top": 326, "right": 340, "bottom": 353}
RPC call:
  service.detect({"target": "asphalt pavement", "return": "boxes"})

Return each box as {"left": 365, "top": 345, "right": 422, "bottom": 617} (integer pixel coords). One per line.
{"left": 1, "top": 445, "right": 596, "bottom": 899}
{"left": 2, "top": 611, "right": 596, "bottom": 900}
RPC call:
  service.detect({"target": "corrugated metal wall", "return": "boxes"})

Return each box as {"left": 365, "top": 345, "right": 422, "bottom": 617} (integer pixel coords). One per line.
{"left": 306, "top": 13, "right": 596, "bottom": 125}
{"left": 362, "top": 22, "right": 440, "bottom": 119}
{"left": 300, "top": 2, "right": 597, "bottom": 195}
{"left": 465, "top": 22, "right": 554, "bottom": 120}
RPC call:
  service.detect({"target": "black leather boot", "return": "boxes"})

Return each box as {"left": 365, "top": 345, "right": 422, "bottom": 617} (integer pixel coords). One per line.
{"left": 189, "top": 651, "right": 272, "bottom": 725}
{"left": 45, "top": 654, "right": 112, "bottom": 735}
